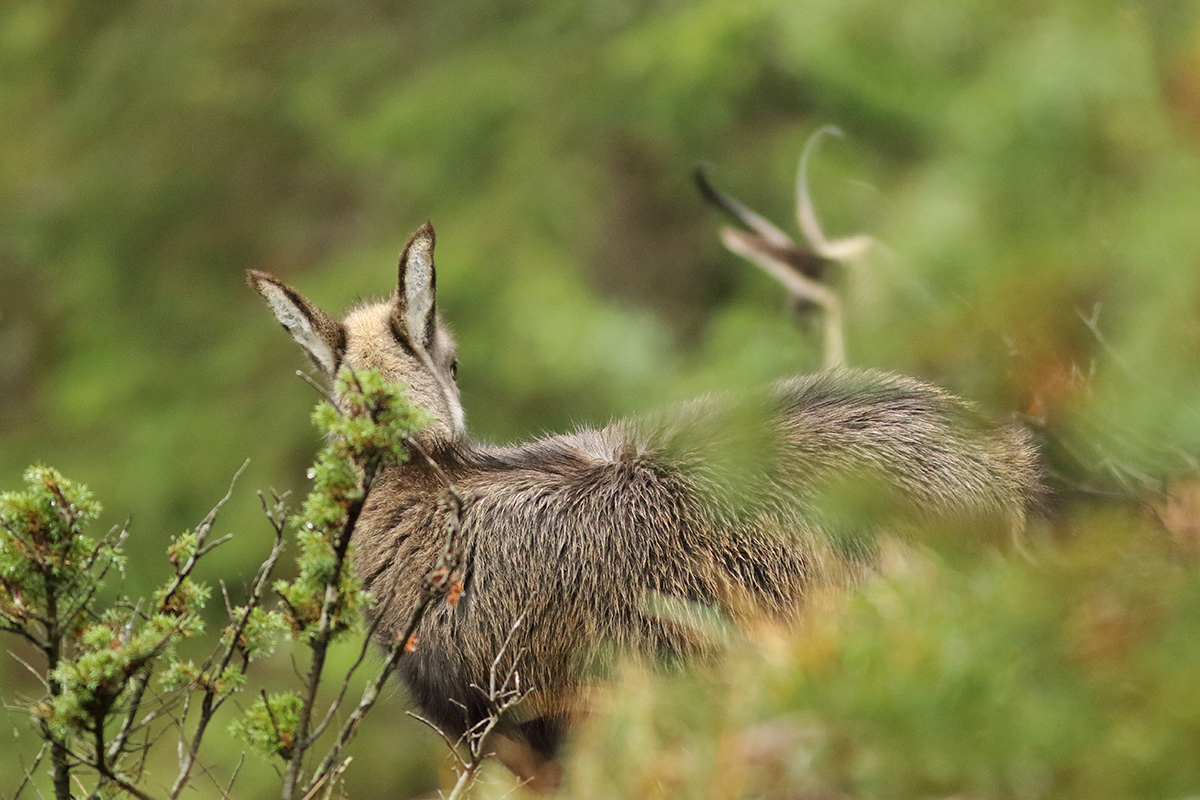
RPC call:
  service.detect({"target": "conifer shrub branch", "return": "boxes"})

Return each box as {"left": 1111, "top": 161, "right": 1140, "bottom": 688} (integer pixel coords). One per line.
{"left": 165, "top": 487, "right": 290, "bottom": 800}
{"left": 250, "top": 367, "right": 446, "bottom": 800}
{"left": 280, "top": 370, "right": 478, "bottom": 798}
{"left": 0, "top": 464, "right": 255, "bottom": 799}
{"left": 0, "top": 368, "right": 473, "bottom": 799}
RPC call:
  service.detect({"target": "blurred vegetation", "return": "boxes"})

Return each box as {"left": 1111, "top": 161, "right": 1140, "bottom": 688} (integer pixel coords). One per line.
{"left": 565, "top": 515, "right": 1200, "bottom": 800}
{"left": 2, "top": 0, "right": 1200, "bottom": 797}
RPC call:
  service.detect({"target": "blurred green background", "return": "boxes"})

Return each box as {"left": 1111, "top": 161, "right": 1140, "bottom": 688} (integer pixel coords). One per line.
{"left": 2, "top": 0, "right": 1200, "bottom": 797}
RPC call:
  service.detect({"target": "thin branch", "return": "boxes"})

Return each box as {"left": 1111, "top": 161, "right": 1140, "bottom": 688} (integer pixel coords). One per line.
{"left": 6, "top": 648, "right": 51, "bottom": 689}
{"left": 444, "top": 763, "right": 477, "bottom": 800}
{"left": 404, "top": 436, "right": 469, "bottom": 511}
{"left": 301, "top": 756, "right": 351, "bottom": 800}
{"left": 406, "top": 712, "right": 469, "bottom": 770}
{"left": 60, "top": 740, "right": 158, "bottom": 800}
{"left": 221, "top": 753, "right": 246, "bottom": 800}
{"left": 158, "top": 462, "right": 248, "bottom": 613}
{"left": 283, "top": 510, "right": 361, "bottom": 795}
{"left": 302, "top": 472, "right": 470, "bottom": 794}
{"left": 295, "top": 370, "right": 336, "bottom": 406}
{"left": 286, "top": 372, "right": 470, "bottom": 797}
{"left": 300, "top": 627, "right": 410, "bottom": 793}
{"left": 418, "top": 610, "right": 534, "bottom": 800}
{"left": 220, "top": 581, "right": 235, "bottom": 620}
{"left": 11, "top": 741, "right": 49, "bottom": 800}
{"left": 310, "top": 588, "right": 402, "bottom": 743}
{"left": 56, "top": 523, "right": 129, "bottom": 606}
{"left": 106, "top": 670, "right": 153, "bottom": 766}
{"left": 0, "top": 613, "right": 38, "bottom": 639}
{"left": 486, "top": 610, "right": 528, "bottom": 702}
{"left": 196, "top": 534, "right": 235, "bottom": 559}
{"left": 261, "top": 690, "right": 288, "bottom": 756}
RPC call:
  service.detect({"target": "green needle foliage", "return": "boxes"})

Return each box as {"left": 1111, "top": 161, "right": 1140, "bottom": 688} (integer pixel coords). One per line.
{"left": 274, "top": 369, "right": 430, "bottom": 644}
{"left": 0, "top": 465, "right": 227, "bottom": 799}
{"left": 235, "top": 692, "right": 306, "bottom": 761}
{"left": 0, "top": 465, "right": 108, "bottom": 645}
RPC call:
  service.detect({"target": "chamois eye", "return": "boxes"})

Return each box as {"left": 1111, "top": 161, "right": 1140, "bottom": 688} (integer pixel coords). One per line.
{"left": 449, "top": 358, "right": 459, "bottom": 379}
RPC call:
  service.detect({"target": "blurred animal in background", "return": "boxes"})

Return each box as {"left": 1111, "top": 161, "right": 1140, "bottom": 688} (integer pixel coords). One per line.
{"left": 695, "top": 125, "right": 873, "bottom": 369}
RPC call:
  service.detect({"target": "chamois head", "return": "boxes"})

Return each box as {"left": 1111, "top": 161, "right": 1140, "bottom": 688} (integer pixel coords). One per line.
{"left": 247, "top": 222, "right": 465, "bottom": 443}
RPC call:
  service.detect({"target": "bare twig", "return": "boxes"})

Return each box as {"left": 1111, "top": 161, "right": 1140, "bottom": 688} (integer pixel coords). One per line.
{"left": 296, "top": 370, "right": 336, "bottom": 405}
{"left": 57, "top": 523, "right": 130, "bottom": 613}
{"left": 11, "top": 741, "right": 49, "bottom": 800}
{"left": 61, "top": 739, "right": 157, "bottom": 800}
{"left": 301, "top": 756, "right": 351, "bottom": 800}
{"left": 404, "top": 610, "right": 534, "bottom": 800}
{"left": 222, "top": 753, "right": 246, "bottom": 800}
{"left": 407, "top": 712, "right": 469, "bottom": 770}
{"left": 106, "top": 671, "right": 152, "bottom": 765}
{"left": 310, "top": 588, "right": 403, "bottom": 743}
{"left": 8, "top": 649, "right": 51, "bottom": 692}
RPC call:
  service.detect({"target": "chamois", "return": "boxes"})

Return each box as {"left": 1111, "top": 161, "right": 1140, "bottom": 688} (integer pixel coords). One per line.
{"left": 249, "top": 219, "right": 1040, "bottom": 788}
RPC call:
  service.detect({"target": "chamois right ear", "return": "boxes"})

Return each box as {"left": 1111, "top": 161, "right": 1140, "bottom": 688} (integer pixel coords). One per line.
{"left": 395, "top": 222, "right": 437, "bottom": 352}
{"left": 247, "top": 270, "right": 346, "bottom": 378}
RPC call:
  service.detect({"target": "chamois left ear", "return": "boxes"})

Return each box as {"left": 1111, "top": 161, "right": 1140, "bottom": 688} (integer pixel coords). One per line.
{"left": 247, "top": 269, "right": 346, "bottom": 378}
{"left": 395, "top": 222, "right": 437, "bottom": 351}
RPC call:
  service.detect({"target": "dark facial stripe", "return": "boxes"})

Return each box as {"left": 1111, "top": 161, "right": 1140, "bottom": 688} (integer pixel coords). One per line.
{"left": 388, "top": 316, "right": 420, "bottom": 358}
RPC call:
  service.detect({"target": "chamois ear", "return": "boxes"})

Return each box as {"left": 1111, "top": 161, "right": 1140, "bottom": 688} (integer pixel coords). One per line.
{"left": 247, "top": 270, "right": 346, "bottom": 378}
{"left": 395, "top": 222, "right": 437, "bottom": 351}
